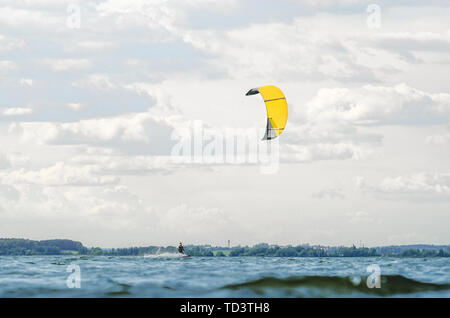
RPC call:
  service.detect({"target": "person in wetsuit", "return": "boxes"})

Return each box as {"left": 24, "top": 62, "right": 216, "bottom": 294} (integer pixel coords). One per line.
{"left": 178, "top": 242, "right": 185, "bottom": 254}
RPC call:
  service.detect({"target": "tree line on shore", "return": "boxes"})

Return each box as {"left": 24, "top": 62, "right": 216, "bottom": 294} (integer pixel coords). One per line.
{"left": 1, "top": 238, "right": 449, "bottom": 257}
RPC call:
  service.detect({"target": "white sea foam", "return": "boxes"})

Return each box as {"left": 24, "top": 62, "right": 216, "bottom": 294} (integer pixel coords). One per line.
{"left": 144, "top": 252, "right": 188, "bottom": 258}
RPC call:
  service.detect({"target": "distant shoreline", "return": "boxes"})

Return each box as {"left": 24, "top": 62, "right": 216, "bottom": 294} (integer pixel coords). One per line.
{"left": 1, "top": 238, "right": 449, "bottom": 257}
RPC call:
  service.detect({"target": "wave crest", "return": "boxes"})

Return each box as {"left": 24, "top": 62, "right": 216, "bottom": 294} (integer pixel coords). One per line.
{"left": 222, "top": 275, "right": 450, "bottom": 296}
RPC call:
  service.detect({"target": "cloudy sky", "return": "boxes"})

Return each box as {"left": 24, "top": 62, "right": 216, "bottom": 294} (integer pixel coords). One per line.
{"left": 1, "top": 0, "right": 450, "bottom": 248}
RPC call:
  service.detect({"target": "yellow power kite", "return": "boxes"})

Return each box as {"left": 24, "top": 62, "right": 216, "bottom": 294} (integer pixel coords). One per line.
{"left": 246, "top": 85, "right": 288, "bottom": 140}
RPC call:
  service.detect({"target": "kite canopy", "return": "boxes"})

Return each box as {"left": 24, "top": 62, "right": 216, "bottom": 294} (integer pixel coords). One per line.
{"left": 246, "top": 85, "right": 288, "bottom": 140}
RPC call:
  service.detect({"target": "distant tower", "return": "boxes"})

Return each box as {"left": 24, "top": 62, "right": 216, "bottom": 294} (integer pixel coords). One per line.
{"left": 227, "top": 240, "right": 230, "bottom": 248}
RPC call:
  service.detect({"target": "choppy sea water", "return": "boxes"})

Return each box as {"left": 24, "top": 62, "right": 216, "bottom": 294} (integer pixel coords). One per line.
{"left": 0, "top": 255, "right": 449, "bottom": 297}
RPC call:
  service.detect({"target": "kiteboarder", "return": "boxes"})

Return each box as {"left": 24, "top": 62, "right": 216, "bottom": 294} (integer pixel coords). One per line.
{"left": 178, "top": 242, "right": 185, "bottom": 254}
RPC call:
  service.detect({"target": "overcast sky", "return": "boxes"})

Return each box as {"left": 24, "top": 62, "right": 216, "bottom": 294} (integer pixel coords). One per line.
{"left": 1, "top": 0, "right": 450, "bottom": 248}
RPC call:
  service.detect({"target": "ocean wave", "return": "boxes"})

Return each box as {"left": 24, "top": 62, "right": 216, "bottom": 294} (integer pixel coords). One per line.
{"left": 222, "top": 275, "right": 450, "bottom": 297}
